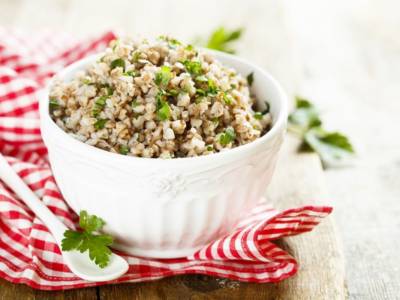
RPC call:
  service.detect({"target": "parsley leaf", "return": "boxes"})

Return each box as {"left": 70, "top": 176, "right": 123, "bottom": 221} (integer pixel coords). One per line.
{"left": 94, "top": 118, "right": 107, "bottom": 130}
{"left": 206, "top": 79, "right": 219, "bottom": 96}
{"left": 288, "top": 97, "right": 322, "bottom": 134}
{"left": 155, "top": 66, "right": 172, "bottom": 88}
{"left": 247, "top": 72, "right": 254, "bottom": 86}
{"left": 288, "top": 96, "right": 355, "bottom": 168}
{"left": 304, "top": 128, "right": 355, "bottom": 167}
{"left": 182, "top": 60, "right": 202, "bottom": 76}
{"left": 156, "top": 91, "right": 171, "bottom": 121}
{"left": 61, "top": 211, "right": 113, "bottom": 268}
{"left": 123, "top": 70, "right": 137, "bottom": 77}
{"left": 222, "top": 92, "right": 233, "bottom": 105}
{"left": 92, "top": 96, "right": 108, "bottom": 117}
{"left": 219, "top": 127, "right": 236, "bottom": 146}
{"left": 49, "top": 98, "right": 59, "bottom": 111}
{"left": 254, "top": 112, "right": 263, "bottom": 120}
{"left": 195, "top": 75, "right": 208, "bottom": 82}
{"left": 205, "top": 27, "right": 243, "bottom": 54}
{"left": 119, "top": 145, "right": 130, "bottom": 155}
{"left": 110, "top": 58, "right": 125, "bottom": 70}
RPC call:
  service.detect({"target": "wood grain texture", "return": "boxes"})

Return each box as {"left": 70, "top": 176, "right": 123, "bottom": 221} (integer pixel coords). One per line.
{"left": 0, "top": 278, "right": 97, "bottom": 300}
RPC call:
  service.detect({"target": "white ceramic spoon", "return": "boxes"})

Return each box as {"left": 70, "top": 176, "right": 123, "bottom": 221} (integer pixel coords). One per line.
{"left": 0, "top": 154, "right": 129, "bottom": 282}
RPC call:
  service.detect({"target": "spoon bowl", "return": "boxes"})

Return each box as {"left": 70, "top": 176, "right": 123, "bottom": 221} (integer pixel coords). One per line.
{"left": 63, "top": 250, "right": 129, "bottom": 282}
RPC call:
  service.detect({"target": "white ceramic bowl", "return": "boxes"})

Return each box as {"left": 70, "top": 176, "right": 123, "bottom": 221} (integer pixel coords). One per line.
{"left": 39, "top": 50, "right": 288, "bottom": 258}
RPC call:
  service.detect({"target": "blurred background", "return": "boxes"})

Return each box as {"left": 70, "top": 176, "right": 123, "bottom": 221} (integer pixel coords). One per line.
{"left": 1, "top": 0, "right": 399, "bottom": 298}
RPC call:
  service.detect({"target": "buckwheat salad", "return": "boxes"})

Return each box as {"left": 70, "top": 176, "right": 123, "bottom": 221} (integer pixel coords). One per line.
{"left": 49, "top": 37, "right": 272, "bottom": 158}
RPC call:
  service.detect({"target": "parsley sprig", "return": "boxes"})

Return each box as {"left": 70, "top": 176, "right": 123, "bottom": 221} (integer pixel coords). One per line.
{"left": 205, "top": 27, "right": 243, "bottom": 54}
{"left": 288, "top": 97, "right": 355, "bottom": 168}
{"left": 61, "top": 211, "right": 113, "bottom": 268}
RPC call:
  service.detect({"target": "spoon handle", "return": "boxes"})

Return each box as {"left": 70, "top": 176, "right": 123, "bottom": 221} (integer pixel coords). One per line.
{"left": 0, "top": 154, "right": 67, "bottom": 244}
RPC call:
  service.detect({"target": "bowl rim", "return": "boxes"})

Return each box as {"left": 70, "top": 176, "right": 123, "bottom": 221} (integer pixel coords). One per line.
{"left": 40, "top": 49, "right": 288, "bottom": 166}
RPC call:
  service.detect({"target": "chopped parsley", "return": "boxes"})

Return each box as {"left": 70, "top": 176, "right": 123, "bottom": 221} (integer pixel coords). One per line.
{"left": 195, "top": 75, "right": 208, "bottom": 82}
{"left": 92, "top": 96, "right": 108, "bottom": 117}
{"left": 185, "top": 44, "right": 195, "bottom": 52}
{"left": 82, "top": 78, "right": 92, "bottom": 85}
{"left": 131, "top": 99, "right": 139, "bottom": 108}
{"left": 206, "top": 145, "right": 214, "bottom": 151}
{"left": 158, "top": 36, "right": 182, "bottom": 48}
{"left": 61, "top": 211, "right": 113, "bottom": 268}
{"left": 167, "top": 89, "right": 179, "bottom": 97}
{"left": 247, "top": 72, "right": 254, "bottom": 86}
{"left": 94, "top": 118, "right": 107, "bottom": 130}
{"left": 119, "top": 145, "right": 130, "bottom": 155}
{"left": 222, "top": 92, "right": 233, "bottom": 105}
{"left": 261, "top": 102, "right": 270, "bottom": 115}
{"left": 206, "top": 79, "right": 219, "bottom": 96}
{"left": 155, "top": 66, "right": 172, "bottom": 88}
{"left": 132, "top": 51, "right": 141, "bottom": 62}
{"left": 254, "top": 112, "right": 263, "bottom": 120}
{"left": 123, "top": 70, "right": 137, "bottom": 77}
{"left": 49, "top": 98, "right": 59, "bottom": 110}
{"left": 182, "top": 60, "right": 202, "bottom": 76}
{"left": 110, "top": 58, "right": 125, "bottom": 70}
{"left": 156, "top": 91, "right": 171, "bottom": 121}
{"left": 219, "top": 127, "right": 236, "bottom": 146}
{"left": 196, "top": 88, "right": 207, "bottom": 97}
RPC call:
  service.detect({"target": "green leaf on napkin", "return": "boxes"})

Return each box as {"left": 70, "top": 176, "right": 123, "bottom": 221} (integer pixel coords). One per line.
{"left": 62, "top": 211, "right": 113, "bottom": 268}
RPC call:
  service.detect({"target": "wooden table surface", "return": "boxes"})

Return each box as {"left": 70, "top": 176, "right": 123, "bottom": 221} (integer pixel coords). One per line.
{"left": 1, "top": 0, "right": 399, "bottom": 299}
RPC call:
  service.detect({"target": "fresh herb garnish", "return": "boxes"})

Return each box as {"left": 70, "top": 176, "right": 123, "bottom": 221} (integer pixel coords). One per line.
{"left": 92, "top": 96, "right": 108, "bottom": 117}
{"left": 106, "top": 86, "right": 114, "bottom": 96}
{"left": 94, "top": 118, "right": 107, "bottom": 130}
{"left": 206, "top": 145, "right": 214, "bottom": 151}
{"left": 167, "top": 89, "right": 179, "bottom": 97}
{"left": 247, "top": 72, "right": 254, "bottom": 86}
{"left": 131, "top": 99, "right": 139, "bottom": 108}
{"left": 155, "top": 66, "right": 172, "bottom": 88}
{"left": 185, "top": 44, "right": 195, "bottom": 52}
{"left": 254, "top": 112, "right": 263, "bottom": 120}
{"left": 206, "top": 79, "right": 219, "bottom": 96}
{"left": 82, "top": 78, "right": 91, "bottom": 85}
{"left": 219, "top": 127, "right": 236, "bottom": 146}
{"left": 222, "top": 92, "right": 233, "bottom": 105}
{"left": 195, "top": 75, "right": 208, "bottom": 82}
{"left": 132, "top": 51, "right": 141, "bottom": 62}
{"left": 119, "top": 145, "right": 130, "bottom": 155}
{"left": 110, "top": 58, "right": 125, "bottom": 70}
{"left": 156, "top": 91, "right": 171, "bottom": 121}
{"left": 49, "top": 98, "right": 59, "bottom": 110}
{"left": 261, "top": 102, "right": 270, "bottom": 115}
{"left": 61, "top": 211, "right": 113, "bottom": 268}
{"left": 196, "top": 88, "right": 207, "bottom": 97}
{"left": 205, "top": 27, "right": 243, "bottom": 54}
{"left": 123, "top": 70, "right": 137, "bottom": 77}
{"left": 182, "top": 60, "right": 202, "bottom": 76}
{"left": 158, "top": 36, "right": 182, "bottom": 48}
{"left": 288, "top": 97, "right": 355, "bottom": 168}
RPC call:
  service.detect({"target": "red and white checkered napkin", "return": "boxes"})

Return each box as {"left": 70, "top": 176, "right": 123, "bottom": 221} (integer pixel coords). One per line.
{"left": 0, "top": 28, "right": 332, "bottom": 290}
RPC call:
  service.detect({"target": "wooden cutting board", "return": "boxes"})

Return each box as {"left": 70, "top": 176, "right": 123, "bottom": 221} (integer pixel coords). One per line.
{"left": 0, "top": 136, "right": 347, "bottom": 299}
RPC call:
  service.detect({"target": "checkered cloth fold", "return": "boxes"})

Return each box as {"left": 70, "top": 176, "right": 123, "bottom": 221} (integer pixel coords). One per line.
{"left": 0, "top": 29, "right": 332, "bottom": 290}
